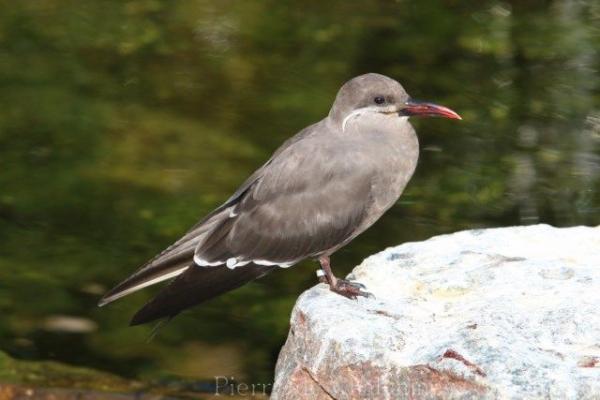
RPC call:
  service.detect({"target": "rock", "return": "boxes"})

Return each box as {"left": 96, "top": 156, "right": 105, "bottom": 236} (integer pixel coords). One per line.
{"left": 0, "top": 350, "right": 181, "bottom": 399}
{"left": 0, "top": 350, "right": 139, "bottom": 393}
{"left": 271, "top": 225, "right": 600, "bottom": 399}
{"left": 0, "top": 384, "right": 171, "bottom": 400}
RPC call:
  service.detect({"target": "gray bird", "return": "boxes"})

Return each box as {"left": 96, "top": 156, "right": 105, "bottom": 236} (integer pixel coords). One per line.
{"left": 99, "top": 73, "right": 460, "bottom": 325}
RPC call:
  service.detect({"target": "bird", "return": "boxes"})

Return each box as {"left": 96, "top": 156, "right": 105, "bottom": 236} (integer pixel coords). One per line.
{"left": 99, "top": 73, "right": 461, "bottom": 326}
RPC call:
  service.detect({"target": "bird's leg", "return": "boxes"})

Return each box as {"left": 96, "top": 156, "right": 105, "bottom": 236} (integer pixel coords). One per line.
{"left": 316, "top": 269, "right": 329, "bottom": 284}
{"left": 318, "top": 256, "right": 371, "bottom": 300}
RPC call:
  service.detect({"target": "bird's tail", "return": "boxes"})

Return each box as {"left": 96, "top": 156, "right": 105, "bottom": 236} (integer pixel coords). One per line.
{"left": 98, "top": 208, "right": 232, "bottom": 307}
{"left": 129, "top": 263, "right": 276, "bottom": 325}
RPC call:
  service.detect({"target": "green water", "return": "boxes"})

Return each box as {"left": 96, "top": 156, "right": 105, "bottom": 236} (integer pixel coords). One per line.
{"left": 1, "top": 0, "right": 599, "bottom": 388}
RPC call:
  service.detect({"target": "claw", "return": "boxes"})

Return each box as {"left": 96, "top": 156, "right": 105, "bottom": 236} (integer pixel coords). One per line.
{"left": 348, "top": 280, "right": 367, "bottom": 289}
{"left": 329, "top": 279, "right": 373, "bottom": 300}
{"left": 364, "top": 291, "right": 376, "bottom": 299}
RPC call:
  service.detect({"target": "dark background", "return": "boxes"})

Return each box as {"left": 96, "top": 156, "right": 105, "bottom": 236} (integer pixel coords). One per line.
{"left": 0, "top": 0, "right": 599, "bottom": 386}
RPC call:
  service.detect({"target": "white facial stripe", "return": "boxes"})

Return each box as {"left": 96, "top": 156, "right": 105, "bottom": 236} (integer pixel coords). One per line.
{"left": 342, "top": 105, "right": 398, "bottom": 132}
{"left": 342, "top": 109, "right": 364, "bottom": 132}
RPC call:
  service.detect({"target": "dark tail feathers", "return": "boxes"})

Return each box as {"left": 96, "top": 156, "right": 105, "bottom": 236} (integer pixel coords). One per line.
{"left": 130, "top": 264, "right": 276, "bottom": 325}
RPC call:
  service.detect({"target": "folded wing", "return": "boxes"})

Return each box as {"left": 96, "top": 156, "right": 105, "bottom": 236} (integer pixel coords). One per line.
{"left": 100, "top": 125, "right": 378, "bottom": 324}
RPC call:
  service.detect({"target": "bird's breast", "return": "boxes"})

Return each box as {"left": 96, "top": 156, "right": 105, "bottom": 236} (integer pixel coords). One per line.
{"left": 351, "top": 116, "right": 419, "bottom": 220}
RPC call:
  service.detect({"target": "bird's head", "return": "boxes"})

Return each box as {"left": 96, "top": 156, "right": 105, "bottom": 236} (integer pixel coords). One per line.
{"left": 329, "top": 73, "right": 461, "bottom": 132}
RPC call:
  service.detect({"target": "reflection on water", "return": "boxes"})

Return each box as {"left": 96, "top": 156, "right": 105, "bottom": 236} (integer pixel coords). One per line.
{"left": 0, "top": 0, "right": 599, "bottom": 386}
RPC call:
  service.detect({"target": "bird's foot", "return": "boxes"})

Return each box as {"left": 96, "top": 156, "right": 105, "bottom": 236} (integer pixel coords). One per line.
{"left": 317, "top": 269, "right": 367, "bottom": 289}
{"left": 330, "top": 279, "right": 373, "bottom": 300}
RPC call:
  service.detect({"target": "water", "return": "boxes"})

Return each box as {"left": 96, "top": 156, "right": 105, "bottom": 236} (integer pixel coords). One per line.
{"left": 0, "top": 0, "right": 599, "bottom": 388}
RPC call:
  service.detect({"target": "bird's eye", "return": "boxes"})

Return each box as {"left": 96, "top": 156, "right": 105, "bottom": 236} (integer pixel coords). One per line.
{"left": 374, "top": 96, "right": 386, "bottom": 105}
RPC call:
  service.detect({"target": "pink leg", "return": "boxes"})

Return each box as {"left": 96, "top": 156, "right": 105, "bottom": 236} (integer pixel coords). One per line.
{"left": 318, "top": 256, "right": 372, "bottom": 300}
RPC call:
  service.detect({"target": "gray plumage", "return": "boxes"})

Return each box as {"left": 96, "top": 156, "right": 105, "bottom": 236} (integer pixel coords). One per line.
{"left": 99, "top": 73, "right": 460, "bottom": 325}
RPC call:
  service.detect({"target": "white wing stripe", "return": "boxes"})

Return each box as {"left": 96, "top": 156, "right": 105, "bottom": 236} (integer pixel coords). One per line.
{"left": 194, "top": 254, "right": 296, "bottom": 269}
{"left": 98, "top": 266, "right": 189, "bottom": 306}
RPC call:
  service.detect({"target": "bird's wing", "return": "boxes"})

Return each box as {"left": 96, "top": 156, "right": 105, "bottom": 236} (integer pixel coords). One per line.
{"left": 129, "top": 135, "right": 378, "bottom": 325}
{"left": 98, "top": 125, "right": 320, "bottom": 307}
{"left": 193, "top": 134, "right": 377, "bottom": 267}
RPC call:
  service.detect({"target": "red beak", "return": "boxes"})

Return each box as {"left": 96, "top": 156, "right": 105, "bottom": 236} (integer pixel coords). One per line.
{"left": 401, "top": 98, "right": 461, "bottom": 120}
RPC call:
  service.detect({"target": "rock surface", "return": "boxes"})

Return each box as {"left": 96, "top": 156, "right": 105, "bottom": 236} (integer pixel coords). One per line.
{"left": 271, "top": 225, "right": 600, "bottom": 400}
{"left": 0, "top": 350, "right": 220, "bottom": 399}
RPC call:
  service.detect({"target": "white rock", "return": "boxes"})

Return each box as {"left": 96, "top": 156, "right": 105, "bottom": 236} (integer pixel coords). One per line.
{"left": 272, "top": 225, "right": 600, "bottom": 400}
